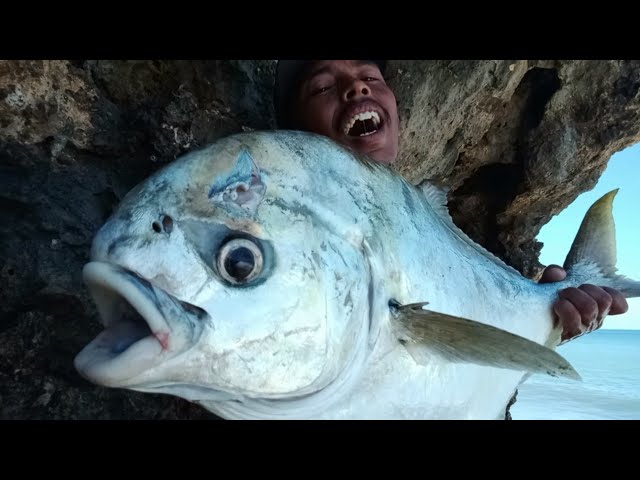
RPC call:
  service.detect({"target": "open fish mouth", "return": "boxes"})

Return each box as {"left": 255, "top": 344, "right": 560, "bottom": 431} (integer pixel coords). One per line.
{"left": 75, "top": 262, "right": 204, "bottom": 387}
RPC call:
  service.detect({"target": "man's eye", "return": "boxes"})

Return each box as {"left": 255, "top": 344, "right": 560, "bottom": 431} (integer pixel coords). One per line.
{"left": 363, "top": 77, "right": 378, "bottom": 82}
{"left": 312, "top": 85, "right": 333, "bottom": 95}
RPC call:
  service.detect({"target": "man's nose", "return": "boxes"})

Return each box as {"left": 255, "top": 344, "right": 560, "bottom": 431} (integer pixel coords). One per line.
{"left": 342, "top": 79, "right": 371, "bottom": 101}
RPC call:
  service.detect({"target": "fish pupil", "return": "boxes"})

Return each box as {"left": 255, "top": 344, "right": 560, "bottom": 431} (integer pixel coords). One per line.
{"left": 224, "top": 247, "right": 255, "bottom": 281}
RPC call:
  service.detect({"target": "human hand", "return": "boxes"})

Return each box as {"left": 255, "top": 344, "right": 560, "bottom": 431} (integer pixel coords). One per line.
{"left": 540, "top": 265, "right": 629, "bottom": 342}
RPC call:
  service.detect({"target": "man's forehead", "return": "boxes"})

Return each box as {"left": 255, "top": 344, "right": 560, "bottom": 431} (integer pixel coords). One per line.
{"left": 305, "top": 60, "right": 381, "bottom": 79}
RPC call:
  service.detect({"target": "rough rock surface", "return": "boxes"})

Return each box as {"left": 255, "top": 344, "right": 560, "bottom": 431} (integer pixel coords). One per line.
{"left": 1, "top": 60, "right": 639, "bottom": 419}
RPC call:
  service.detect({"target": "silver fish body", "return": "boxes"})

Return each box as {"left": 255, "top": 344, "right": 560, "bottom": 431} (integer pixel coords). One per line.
{"left": 74, "top": 130, "right": 640, "bottom": 419}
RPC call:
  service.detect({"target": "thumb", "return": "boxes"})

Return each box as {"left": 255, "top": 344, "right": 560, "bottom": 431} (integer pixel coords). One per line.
{"left": 539, "top": 264, "right": 567, "bottom": 284}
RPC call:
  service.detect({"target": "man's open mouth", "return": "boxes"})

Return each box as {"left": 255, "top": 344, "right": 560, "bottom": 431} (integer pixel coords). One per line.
{"left": 74, "top": 262, "right": 204, "bottom": 387}
{"left": 342, "top": 110, "right": 383, "bottom": 137}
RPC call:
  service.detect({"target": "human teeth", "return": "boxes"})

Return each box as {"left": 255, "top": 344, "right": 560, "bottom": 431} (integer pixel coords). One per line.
{"left": 342, "top": 111, "right": 382, "bottom": 135}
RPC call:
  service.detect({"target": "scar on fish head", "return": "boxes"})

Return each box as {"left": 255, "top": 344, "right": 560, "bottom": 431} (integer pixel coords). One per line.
{"left": 208, "top": 150, "right": 266, "bottom": 214}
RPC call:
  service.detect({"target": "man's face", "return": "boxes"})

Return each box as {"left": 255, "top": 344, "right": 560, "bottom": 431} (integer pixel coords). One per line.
{"left": 294, "top": 60, "right": 399, "bottom": 165}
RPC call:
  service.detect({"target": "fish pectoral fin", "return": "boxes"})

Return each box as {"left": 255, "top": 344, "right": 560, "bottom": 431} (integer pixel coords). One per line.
{"left": 390, "top": 302, "right": 581, "bottom": 381}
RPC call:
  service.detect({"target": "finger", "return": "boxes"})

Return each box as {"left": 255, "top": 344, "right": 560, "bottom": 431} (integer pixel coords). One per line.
{"left": 577, "top": 284, "right": 613, "bottom": 321}
{"left": 539, "top": 265, "right": 567, "bottom": 284}
{"left": 558, "top": 287, "right": 599, "bottom": 327}
{"left": 602, "top": 287, "right": 629, "bottom": 315}
{"left": 553, "top": 298, "right": 583, "bottom": 342}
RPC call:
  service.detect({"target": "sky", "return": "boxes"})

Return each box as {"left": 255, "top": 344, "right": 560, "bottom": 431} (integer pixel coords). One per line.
{"left": 537, "top": 142, "right": 640, "bottom": 330}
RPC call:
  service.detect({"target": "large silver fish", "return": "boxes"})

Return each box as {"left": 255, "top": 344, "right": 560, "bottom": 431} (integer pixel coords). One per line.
{"left": 74, "top": 130, "right": 640, "bottom": 419}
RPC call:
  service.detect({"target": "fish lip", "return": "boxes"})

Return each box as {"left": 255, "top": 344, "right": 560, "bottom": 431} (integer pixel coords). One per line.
{"left": 82, "top": 261, "right": 170, "bottom": 336}
{"left": 74, "top": 261, "right": 179, "bottom": 387}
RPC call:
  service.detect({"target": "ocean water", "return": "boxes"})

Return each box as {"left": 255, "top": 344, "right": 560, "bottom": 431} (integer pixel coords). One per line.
{"left": 510, "top": 330, "right": 640, "bottom": 420}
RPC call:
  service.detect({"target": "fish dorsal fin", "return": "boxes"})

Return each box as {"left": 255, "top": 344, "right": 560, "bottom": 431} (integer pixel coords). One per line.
{"left": 417, "top": 180, "right": 521, "bottom": 276}
{"left": 417, "top": 179, "right": 453, "bottom": 222}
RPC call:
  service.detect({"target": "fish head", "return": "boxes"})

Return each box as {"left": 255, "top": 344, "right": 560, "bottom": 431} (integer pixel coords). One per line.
{"left": 75, "top": 131, "right": 375, "bottom": 410}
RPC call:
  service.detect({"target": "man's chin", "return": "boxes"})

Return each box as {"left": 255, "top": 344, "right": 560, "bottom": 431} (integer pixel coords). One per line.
{"left": 343, "top": 133, "right": 395, "bottom": 164}
{"left": 342, "top": 130, "right": 384, "bottom": 150}
{"left": 367, "top": 150, "right": 395, "bottom": 165}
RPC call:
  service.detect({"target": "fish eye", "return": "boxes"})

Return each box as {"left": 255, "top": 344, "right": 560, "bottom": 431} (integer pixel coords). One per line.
{"left": 217, "top": 238, "right": 263, "bottom": 285}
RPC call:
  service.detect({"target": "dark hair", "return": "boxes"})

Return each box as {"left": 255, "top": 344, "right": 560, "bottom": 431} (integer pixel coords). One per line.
{"left": 273, "top": 60, "right": 387, "bottom": 129}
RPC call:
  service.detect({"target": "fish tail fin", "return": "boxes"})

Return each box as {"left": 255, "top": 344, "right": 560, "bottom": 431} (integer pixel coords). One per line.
{"left": 564, "top": 189, "right": 640, "bottom": 297}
